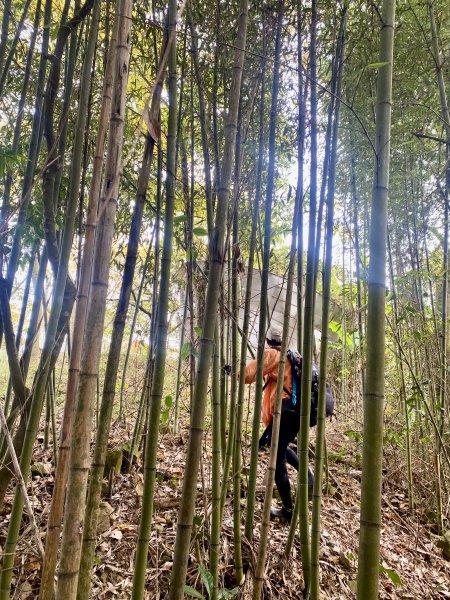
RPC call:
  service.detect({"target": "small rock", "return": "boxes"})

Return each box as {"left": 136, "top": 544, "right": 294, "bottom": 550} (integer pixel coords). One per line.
{"left": 31, "top": 462, "right": 51, "bottom": 476}
{"left": 97, "top": 501, "right": 114, "bottom": 534}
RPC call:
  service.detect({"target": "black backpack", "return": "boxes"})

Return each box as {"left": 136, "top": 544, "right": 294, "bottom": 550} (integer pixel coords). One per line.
{"left": 285, "top": 350, "right": 334, "bottom": 427}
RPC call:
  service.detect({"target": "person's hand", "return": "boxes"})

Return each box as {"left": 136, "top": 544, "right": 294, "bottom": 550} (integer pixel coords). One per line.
{"left": 223, "top": 364, "right": 232, "bottom": 375}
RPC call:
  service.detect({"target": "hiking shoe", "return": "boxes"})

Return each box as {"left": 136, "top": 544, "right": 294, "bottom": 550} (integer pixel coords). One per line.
{"left": 270, "top": 506, "right": 292, "bottom": 524}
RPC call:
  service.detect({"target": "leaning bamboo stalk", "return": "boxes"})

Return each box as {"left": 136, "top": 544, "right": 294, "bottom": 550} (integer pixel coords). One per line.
{"left": 5, "top": 0, "right": 51, "bottom": 294}
{"left": 0, "top": 3, "right": 95, "bottom": 594}
{"left": 0, "top": 0, "right": 41, "bottom": 240}
{"left": 77, "top": 132, "right": 154, "bottom": 600}
{"left": 55, "top": 2, "right": 132, "bottom": 597}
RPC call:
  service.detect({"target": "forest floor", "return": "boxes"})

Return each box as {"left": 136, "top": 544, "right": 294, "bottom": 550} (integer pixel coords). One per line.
{"left": 3, "top": 418, "right": 450, "bottom": 599}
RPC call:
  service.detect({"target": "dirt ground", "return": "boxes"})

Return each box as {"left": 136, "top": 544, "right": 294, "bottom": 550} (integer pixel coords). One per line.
{"left": 3, "top": 420, "right": 450, "bottom": 599}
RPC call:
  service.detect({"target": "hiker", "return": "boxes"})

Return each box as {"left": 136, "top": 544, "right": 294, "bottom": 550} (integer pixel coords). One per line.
{"left": 240, "top": 325, "right": 314, "bottom": 524}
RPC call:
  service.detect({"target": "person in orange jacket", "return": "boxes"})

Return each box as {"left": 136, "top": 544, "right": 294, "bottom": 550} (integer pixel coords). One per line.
{"left": 242, "top": 325, "right": 313, "bottom": 523}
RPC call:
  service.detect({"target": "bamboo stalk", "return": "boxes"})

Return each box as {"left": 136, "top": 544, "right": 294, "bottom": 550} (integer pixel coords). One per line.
{"left": 356, "top": 0, "right": 396, "bottom": 596}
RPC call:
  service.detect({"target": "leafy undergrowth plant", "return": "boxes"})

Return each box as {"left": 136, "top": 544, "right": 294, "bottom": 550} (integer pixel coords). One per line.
{"left": 184, "top": 565, "right": 239, "bottom": 600}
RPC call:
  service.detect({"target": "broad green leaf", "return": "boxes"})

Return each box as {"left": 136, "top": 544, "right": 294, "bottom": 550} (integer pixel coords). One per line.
{"left": 181, "top": 342, "right": 192, "bottom": 361}
{"left": 379, "top": 565, "right": 401, "bottom": 586}
{"left": 174, "top": 214, "right": 187, "bottom": 224}
{"left": 165, "top": 395, "right": 173, "bottom": 408}
{"left": 199, "top": 565, "right": 213, "bottom": 598}
{"left": 193, "top": 227, "right": 208, "bottom": 237}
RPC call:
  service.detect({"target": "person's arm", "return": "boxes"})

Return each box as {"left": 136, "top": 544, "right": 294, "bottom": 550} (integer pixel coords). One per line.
{"left": 243, "top": 359, "right": 257, "bottom": 383}
{"left": 243, "top": 349, "right": 277, "bottom": 383}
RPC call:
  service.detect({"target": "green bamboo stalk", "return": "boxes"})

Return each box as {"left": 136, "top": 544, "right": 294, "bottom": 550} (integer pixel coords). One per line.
{"left": 77, "top": 132, "right": 154, "bottom": 600}
{"left": 288, "top": 1, "right": 318, "bottom": 588}
{"left": 219, "top": 104, "right": 243, "bottom": 521}
{"left": 0, "top": 0, "right": 11, "bottom": 75}
{"left": 244, "top": 0, "right": 283, "bottom": 541}
{"left": 38, "top": 3, "right": 106, "bottom": 595}
{"left": 5, "top": 0, "right": 52, "bottom": 293}
{"left": 131, "top": 1, "right": 177, "bottom": 595}
{"left": 253, "top": 148, "right": 299, "bottom": 600}
{"left": 167, "top": 0, "right": 248, "bottom": 595}
{"left": 387, "top": 230, "right": 414, "bottom": 511}
{"left": 118, "top": 238, "right": 153, "bottom": 422}
{"left": 0, "top": 0, "right": 41, "bottom": 238}
{"left": 0, "top": 0, "right": 96, "bottom": 591}
{"left": 356, "top": 0, "right": 396, "bottom": 597}
{"left": 428, "top": 0, "right": 450, "bottom": 494}
{"left": 173, "top": 285, "right": 188, "bottom": 434}
{"left": 210, "top": 324, "right": 222, "bottom": 600}
{"left": 0, "top": 0, "right": 32, "bottom": 98}
{"left": 310, "top": 11, "right": 346, "bottom": 597}
{"left": 127, "top": 147, "right": 162, "bottom": 471}
{"left": 296, "top": 0, "right": 306, "bottom": 356}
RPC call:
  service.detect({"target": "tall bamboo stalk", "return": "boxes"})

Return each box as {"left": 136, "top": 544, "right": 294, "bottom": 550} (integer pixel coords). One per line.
{"left": 210, "top": 323, "right": 222, "bottom": 600}
{"left": 131, "top": 1, "right": 177, "bottom": 595}
{"left": 0, "top": 3, "right": 96, "bottom": 595}
{"left": 253, "top": 143, "right": 299, "bottom": 600}
{"left": 356, "top": 1, "right": 396, "bottom": 597}
{"left": 244, "top": 0, "right": 283, "bottom": 541}
{"left": 77, "top": 132, "right": 154, "bottom": 599}
{"left": 167, "top": 1, "right": 248, "bottom": 595}
{"left": 38, "top": 3, "right": 107, "bottom": 595}
{"left": 0, "top": 0, "right": 41, "bottom": 241}
{"left": 5, "top": 0, "right": 52, "bottom": 293}
{"left": 290, "top": 0, "right": 318, "bottom": 588}
{"left": 310, "top": 11, "right": 346, "bottom": 596}
{"left": 55, "top": 3, "right": 132, "bottom": 597}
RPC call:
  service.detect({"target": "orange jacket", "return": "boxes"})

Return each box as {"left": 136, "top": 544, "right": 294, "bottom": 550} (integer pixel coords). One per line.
{"left": 243, "top": 348, "right": 292, "bottom": 426}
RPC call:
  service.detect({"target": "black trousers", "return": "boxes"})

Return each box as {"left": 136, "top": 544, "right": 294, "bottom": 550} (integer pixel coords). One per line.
{"left": 259, "top": 400, "right": 314, "bottom": 510}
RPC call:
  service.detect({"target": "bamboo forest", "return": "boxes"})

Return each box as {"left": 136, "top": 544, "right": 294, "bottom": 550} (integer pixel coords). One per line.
{"left": 1, "top": 0, "right": 450, "bottom": 597}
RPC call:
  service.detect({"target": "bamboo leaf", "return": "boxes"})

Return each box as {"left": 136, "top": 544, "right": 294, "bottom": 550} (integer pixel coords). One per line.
{"left": 184, "top": 585, "right": 203, "bottom": 599}
{"left": 181, "top": 342, "right": 198, "bottom": 360}
{"left": 379, "top": 565, "right": 401, "bottom": 586}
{"left": 367, "top": 61, "right": 390, "bottom": 68}
{"left": 199, "top": 565, "right": 213, "bottom": 598}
